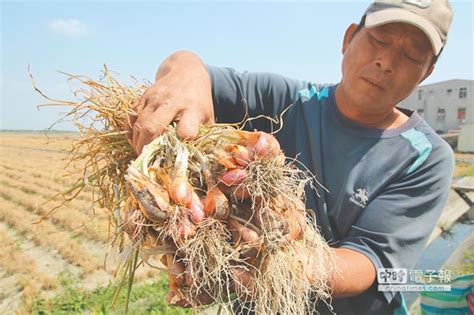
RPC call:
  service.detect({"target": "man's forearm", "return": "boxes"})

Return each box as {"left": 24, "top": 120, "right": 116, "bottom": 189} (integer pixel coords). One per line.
{"left": 329, "top": 247, "right": 377, "bottom": 298}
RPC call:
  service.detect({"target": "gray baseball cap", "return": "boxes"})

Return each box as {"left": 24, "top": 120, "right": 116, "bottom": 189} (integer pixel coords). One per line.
{"left": 364, "top": 0, "right": 453, "bottom": 55}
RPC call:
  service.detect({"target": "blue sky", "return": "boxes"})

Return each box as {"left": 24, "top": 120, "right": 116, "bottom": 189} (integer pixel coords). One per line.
{"left": 1, "top": 0, "right": 473, "bottom": 130}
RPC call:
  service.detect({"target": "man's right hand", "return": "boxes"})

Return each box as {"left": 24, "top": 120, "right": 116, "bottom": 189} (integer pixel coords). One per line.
{"left": 126, "top": 50, "right": 215, "bottom": 154}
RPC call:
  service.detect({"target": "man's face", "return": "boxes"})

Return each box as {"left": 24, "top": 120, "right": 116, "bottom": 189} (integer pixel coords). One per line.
{"left": 339, "top": 22, "right": 435, "bottom": 114}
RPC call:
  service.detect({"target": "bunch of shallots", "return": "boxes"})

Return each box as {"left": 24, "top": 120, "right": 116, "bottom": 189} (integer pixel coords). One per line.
{"left": 122, "top": 124, "right": 335, "bottom": 314}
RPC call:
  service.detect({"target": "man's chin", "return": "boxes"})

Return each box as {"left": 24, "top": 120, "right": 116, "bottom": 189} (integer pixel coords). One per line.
{"left": 349, "top": 94, "right": 384, "bottom": 109}
{"left": 337, "top": 83, "right": 390, "bottom": 112}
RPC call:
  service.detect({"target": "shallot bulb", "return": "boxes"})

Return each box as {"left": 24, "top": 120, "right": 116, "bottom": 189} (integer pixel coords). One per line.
{"left": 227, "top": 218, "right": 261, "bottom": 245}
{"left": 254, "top": 132, "right": 281, "bottom": 157}
{"left": 177, "top": 215, "right": 196, "bottom": 240}
{"left": 187, "top": 191, "right": 206, "bottom": 224}
{"left": 203, "top": 187, "right": 229, "bottom": 219}
{"left": 219, "top": 169, "right": 248, "bottom": 186}
{"left": 169, "top": 176, "right": 193, "bottom": 206}
{"left": 225, "top": 144, "right": 254, "bottom": 167}
{"left": 216, "top": 151, "right": 239, "bottom": 169}
{"left": 234, "top": 130, "right": 281, "bottom": 158}
{"left": 231, "top": 184, "right": 251, "bottom": 202}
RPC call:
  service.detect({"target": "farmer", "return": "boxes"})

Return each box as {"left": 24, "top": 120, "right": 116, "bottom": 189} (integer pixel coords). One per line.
{"left": 126, "top": 0, "right": 455, "bottom": 313}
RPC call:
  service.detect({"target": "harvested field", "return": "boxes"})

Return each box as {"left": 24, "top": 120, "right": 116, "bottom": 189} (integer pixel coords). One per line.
{"left": 0, "top": 132, "right": 183, "bottom": 314}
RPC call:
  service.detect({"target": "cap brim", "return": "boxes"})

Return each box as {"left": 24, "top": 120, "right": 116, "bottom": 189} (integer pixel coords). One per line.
{"left": 365, "top": 8, "right": 442, "bottom": 55}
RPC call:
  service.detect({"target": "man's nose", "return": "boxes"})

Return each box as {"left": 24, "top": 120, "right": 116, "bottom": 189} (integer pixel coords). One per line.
{"left": 374, "top": 50, "right": 399, "bottom": 74}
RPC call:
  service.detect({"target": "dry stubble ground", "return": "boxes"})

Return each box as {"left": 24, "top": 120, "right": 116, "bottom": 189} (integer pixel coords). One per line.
{"left": 0, "top": 132, "right": 191, "bottom": 315}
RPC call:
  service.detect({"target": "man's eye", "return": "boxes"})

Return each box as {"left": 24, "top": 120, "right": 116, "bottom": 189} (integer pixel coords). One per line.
{"left": 370, "top": 35, "right": 387, "bottom": 46}
{"left": 405, "top": 53, "right": 423, "bottom": 64}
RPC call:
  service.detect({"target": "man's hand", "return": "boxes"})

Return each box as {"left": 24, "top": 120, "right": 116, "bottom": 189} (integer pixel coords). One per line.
{"left": 126, "top": 50, "right": 215, "bottom": 154}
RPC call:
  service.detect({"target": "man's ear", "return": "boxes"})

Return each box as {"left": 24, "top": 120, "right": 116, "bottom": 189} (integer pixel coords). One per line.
{"left": 419, "top": 63, "right": 435, "bottom": 84}
{"left": 342, "top": 23, "right": 360, "bottom": 54}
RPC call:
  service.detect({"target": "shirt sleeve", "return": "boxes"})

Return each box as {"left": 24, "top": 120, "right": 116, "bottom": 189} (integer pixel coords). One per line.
{"left": 338, "top": 140, "right": 455, "bottom": 304}
{"left": 206, "top": 65, "right": 308, "bottom": 132}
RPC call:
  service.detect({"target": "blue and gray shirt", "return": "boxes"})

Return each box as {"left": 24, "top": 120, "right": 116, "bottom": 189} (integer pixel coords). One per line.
{"left": 207, "top": 65, "right": 455, "bottom": 315}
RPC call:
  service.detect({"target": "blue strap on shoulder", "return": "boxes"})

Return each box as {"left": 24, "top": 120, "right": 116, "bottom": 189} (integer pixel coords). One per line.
{"left": 401, "top": 128, "right": 433, "bottom": 175}
{"left": 296, "top": 84, "right": 329, "bottom": 102}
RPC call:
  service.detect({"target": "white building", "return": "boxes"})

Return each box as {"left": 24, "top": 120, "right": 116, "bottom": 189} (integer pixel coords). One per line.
{"left": 398, "top": 79, "right": 473, "bottom": 134}
{"left": 458, "top": 123, "right": 474, "bottom": 152}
